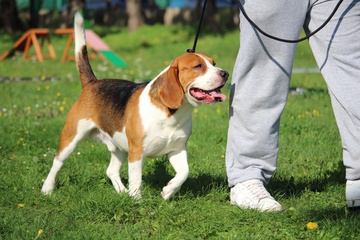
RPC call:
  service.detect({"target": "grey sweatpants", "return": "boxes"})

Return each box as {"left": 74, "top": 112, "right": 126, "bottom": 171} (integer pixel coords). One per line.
{"left": 226, "top": 0, "right": 360, "bottom": 187}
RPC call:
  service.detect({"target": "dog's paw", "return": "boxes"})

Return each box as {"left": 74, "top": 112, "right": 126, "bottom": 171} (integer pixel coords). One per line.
{"left": 118, "top": 187, "right": 128, "bottom": 194}
{"left": 161, "top": 185, "right": 181, "bottom": 200}
{"left": 41, "top": 184, "right": 54, "bottom": 195}
{"left": 128, "top": 189, "right": 142, "bottom": 200}
{"left": 111, "top": 181, "right": 128, "bottom": 194}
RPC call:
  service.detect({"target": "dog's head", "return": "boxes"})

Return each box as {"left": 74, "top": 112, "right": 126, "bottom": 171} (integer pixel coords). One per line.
{"left": 154, "top": 53, "right": 229, "bottom": 109}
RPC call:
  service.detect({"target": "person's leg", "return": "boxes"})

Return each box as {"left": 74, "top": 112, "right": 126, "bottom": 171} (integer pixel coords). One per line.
{"left": 306, "top": 0, "right": 360, "bottom": 207}
{"left": 226, "top": 0, "right": 309, "bottom": 211}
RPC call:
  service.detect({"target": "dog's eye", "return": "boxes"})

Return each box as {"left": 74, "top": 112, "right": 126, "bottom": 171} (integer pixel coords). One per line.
{"left": 194, "top": 64, "right": 202, "bottom": 69}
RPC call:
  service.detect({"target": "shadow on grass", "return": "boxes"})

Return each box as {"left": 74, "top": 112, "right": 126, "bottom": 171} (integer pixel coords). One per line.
{"left": 268, "top": 160, "right": 359, "bottom": 219}
{"left": 142, "top": 156, "right": 348, "bottom": 204}
{"left": 270, "top": 160, "right": 346, "bottom": 199}
{"left": 180, "top": 174, "right": 228, "bottom": 198}
{"left": 109, "top": 155, "right": 354, "bottom": 221}
{"left": 142, "top": 156, "right": 346, "bottom": 201}
{"left": 143, "top": 159, "right": 228, "bottom": 199}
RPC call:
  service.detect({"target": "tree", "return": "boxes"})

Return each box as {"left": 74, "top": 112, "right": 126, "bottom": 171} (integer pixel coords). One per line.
{"left": 1, "top": 0, "right": 24, "bottom": 33}
{"left": 60, "top": 0, "right": 84, "bottom": 28}
{"left": 125, "top": 0, "right": 144, "bottom": 32}
{"left": 29, "top": 0, "right": 40, "bottom": 28}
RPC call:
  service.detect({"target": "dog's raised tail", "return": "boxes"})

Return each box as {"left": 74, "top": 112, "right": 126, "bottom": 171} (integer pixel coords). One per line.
{"left": 74, "top": 12, "right": 96, "bottom": 88}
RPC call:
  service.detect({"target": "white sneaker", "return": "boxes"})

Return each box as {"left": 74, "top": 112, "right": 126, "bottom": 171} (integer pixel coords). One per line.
{"left": 230, "top": 179, "right": 283, "bottom": 212}
{"left": 346, "top": 180, "right": 360, "bottom": 208}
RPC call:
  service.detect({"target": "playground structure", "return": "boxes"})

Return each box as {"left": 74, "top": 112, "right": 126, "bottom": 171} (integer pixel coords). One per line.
{"left": 0, "top": 29, "right": 56, "bottom": 62}
{"left": 0, "top": 27, "right": 127, "bottom": 68}
{"left": 54, "top": 28, "right": 127, "bottom": 67}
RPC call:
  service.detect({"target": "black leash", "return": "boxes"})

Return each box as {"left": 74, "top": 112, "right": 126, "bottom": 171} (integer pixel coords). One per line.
{"left": 187, "top": 0, "right": 344, "bottom": 52}
{"left": 236, "top": 0, "right": 344, "bottom": 43}
{"left": 187, "top": 0, "right": 208, "bottom": 53}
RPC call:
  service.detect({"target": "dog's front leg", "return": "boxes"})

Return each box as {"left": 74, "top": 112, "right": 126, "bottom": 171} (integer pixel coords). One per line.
{"left": 161, "top": 148, "right": 189, "bottom": 200}
{"left": 128, "top": 159, "right": 143, "bottom": 199}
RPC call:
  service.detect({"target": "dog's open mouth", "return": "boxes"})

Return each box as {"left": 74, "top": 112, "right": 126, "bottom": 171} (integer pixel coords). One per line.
{"left": 190, "top": 85, "right": 226, "bottom": 103}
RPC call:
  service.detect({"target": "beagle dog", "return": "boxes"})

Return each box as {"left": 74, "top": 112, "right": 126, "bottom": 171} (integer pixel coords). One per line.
{"left": 41, "top": 12, "right": 229, "bottom": 200}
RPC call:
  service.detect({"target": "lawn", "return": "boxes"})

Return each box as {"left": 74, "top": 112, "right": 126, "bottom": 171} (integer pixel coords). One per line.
{"left": 1, "top": 23, "right": 359, "bottom": 239}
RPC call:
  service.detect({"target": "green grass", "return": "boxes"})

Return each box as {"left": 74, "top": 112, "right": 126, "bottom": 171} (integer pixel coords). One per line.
{"left": 1, "top": 25, "right": 359, "bottom": 239}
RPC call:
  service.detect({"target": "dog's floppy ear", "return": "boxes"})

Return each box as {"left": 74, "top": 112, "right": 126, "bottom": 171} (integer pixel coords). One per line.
{"left": 158, "top": 64, "right": 184, "bottom": 110}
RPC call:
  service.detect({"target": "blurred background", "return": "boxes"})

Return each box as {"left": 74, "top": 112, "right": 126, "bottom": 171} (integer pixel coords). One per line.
{"left": 0, "top": 0, "right": 240, "bottom": 33}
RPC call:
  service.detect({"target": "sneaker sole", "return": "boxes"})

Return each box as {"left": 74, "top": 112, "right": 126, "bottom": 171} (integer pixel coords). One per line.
{"left": 230, "top": 200, "right": 283, "bottom": 212}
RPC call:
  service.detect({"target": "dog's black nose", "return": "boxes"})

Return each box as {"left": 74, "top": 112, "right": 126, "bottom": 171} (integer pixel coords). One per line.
{"left": 220, "top": 70, "right": 229, "bottom": 80}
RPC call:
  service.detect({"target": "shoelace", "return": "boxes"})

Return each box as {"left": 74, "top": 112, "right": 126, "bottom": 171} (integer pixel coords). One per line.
{"left": 244, "top": 181, "right": 272, "bottom": 200}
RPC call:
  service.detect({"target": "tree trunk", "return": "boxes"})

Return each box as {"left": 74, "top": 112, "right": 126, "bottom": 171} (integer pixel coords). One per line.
{"left": 29, "top": 0, "right": 39, "bottom": 28}
{"left": 207, "top": 0, "right": 220, "bottom": 33}
{"left": 61, "top": 0, "right": 84, "bottom": 28}
{"left": 126, "top": 0, "right": 144, "bottom": 32}
{"left": 1, "top": 0, "right": 24, "bottom": 33}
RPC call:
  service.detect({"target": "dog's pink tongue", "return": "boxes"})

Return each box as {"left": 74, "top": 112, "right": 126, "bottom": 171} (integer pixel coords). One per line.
{"left": 213, "top": 91, "right": 226, "bottom": 101}
{"left": 204, "top": 90, "right": 226, "bottom": 103}
{"left": 191, "top": 88, "right": 226, "bottom": 103}
{"left": 191, "top": 89, "right": 203, "bottom": 99}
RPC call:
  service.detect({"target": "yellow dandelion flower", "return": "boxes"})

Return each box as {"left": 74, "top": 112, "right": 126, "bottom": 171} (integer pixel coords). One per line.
{"left": 26, "top": 106, "right": 31, "bottom": 111}
{"left": 129, "top": 69, "right": 135, "bottom": 75}
{"left": 306, "top": 222, "right": 318, "bottom": 229}
{"left": 41, "top": 75, "right": 46, "bottom": 81}
{"left": 59, "top": 106, "right": 64, "bottom": 112}
{"left": 193, "top": 108, "right": 199, "bottom": 113}
{"left": 18, "top": 203, "right": 25, "bottom": 208}
{"left": 221, "top": 154, "right": 225, "bottom": 159}
{"left": 312, "top": 109, "right": 320, "bottom": 117}
{"left": 62, "top": 100, "right": 67, "bottom": 105}
{"left": 45, "top": 85, "right": 50, "bottom": 90}
{"left": 57, "top": 92, "right": 61, "bottom": 97}
{"left": 36, "top": 87, "right": 41, "bottom": 91}
{"left": 35, "top": 229, "right": 43, "bottom": 239}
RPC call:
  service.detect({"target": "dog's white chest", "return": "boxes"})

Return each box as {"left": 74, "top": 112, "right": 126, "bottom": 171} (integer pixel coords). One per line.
{"left": 139, "top": 90, "right": 193, "bottom": 157}
{"left": 143, "top": 118, "right": 191, "bottom": 157}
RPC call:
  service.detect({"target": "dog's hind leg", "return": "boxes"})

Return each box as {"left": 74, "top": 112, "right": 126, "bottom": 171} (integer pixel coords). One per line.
{"left": 105, "top": 145, "right": 128, "bottom": 194}
{"left": 161, "top": 149, "right": 189, "bottom": 200}
{"left": 92, "top": 132, "right": 128, "bottom": 193}
{"left": 41, "top": 119, "right": 95, "bottom": 195}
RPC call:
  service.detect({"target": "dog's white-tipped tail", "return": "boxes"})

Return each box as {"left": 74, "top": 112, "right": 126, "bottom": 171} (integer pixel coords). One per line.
{"left": 74, "top": 12, "right": 86, "bottom": 55}
{"left": 74, "top": 12, "right": 96, "bottom": 88}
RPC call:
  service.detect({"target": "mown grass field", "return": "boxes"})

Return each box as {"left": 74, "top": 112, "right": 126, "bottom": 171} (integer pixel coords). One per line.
{"left": 1, "top": 23, "right": 359, "bottom": 239}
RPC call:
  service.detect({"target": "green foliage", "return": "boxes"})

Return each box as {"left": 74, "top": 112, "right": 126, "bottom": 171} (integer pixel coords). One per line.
{"left": 1, "top": 25, "right": 359, "bottom": 239}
